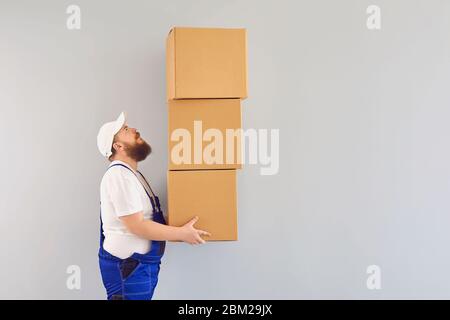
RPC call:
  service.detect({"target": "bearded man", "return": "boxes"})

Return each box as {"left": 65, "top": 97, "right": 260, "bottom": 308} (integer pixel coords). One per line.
{"left": 96, "top": 112, "right": 210, "bottom": 300}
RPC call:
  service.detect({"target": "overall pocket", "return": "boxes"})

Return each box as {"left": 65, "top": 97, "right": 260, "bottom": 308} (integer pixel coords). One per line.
{"left": 122, "top": 263, "right": 153, "bottom": 299}
{"left": 119, "top": 258, "right": 141, "bottom": 280}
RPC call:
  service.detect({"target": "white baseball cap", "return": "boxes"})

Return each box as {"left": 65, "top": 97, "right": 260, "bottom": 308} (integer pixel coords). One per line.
{"left": 97, "top": 111, "right": 127, "bottom": 158}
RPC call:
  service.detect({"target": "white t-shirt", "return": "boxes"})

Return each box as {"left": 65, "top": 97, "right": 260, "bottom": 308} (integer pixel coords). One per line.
{"left": 100, "top": 160, "right": 158, "bottom": 259}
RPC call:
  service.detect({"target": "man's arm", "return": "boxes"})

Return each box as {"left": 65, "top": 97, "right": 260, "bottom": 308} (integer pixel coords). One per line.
{"left": 120, "top": 213, "right": 211, "bottom": 245}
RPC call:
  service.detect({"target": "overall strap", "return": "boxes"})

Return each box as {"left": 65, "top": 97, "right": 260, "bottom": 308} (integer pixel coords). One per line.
{"left": 137, "top": 170, "right": 162, "bottom": 212}
{"left": 136, "top": 170, "right": 157, "bottom": 198}
{"left": 107, "top": 163, "right": 158, "bottom": 211}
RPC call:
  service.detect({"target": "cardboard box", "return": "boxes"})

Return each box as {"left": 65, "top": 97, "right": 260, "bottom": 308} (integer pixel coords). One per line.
{"left": 168, "top": 99, "right": 242, "bottom": 170}
{"left": 166, "top": 27, "right": 248, "bottom": 100}
{"left": 167, "top": 170, "right": 237, "bottom": 241}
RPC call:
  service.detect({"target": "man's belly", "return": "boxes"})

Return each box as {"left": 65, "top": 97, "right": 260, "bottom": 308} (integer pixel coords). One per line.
{"left": 103, "top": 233, "right": 150, "bottom": 260}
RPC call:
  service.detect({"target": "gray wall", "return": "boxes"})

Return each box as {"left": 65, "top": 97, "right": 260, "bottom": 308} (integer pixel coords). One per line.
{"left": 1, "top": 0, "right": 450, "bottom": 299}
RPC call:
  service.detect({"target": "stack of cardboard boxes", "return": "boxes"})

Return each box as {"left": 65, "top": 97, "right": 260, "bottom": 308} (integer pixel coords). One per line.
{"left": 165, "top": 27, "right": 248, "bottom": 241}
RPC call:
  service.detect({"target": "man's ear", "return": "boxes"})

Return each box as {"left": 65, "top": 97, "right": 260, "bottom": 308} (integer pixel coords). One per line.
{"left": 112, "top": 141, "right": 122, "bottom": 153}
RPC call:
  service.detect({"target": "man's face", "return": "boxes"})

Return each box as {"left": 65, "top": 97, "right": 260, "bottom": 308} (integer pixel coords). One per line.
{"left": 113, "top": 124, "right": 152, "bottom": 161}
{"left": 116, "top": 124, "right": 141, "bottom": 144}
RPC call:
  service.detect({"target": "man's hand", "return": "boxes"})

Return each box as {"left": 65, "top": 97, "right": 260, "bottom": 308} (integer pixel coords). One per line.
{"left": 178, "top": 216, "right": 211, "bottom": 245}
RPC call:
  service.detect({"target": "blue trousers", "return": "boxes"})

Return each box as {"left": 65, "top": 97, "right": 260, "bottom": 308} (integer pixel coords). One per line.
{"left": 99, "top": 256, "right": 161, "bottom": 300}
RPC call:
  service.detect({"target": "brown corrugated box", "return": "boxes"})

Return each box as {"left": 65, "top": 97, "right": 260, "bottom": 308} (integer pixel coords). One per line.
{"left": 167, "top": 170, "right": 238, "bottom": 241}
{"left": 168, "top": 99, "right": 242, "bottom": 170}
{"left": 166, "top": 27, "right": 248, "bottom": 100}
{"left": 166, "top": 26, "right": 246, "bottom": 242}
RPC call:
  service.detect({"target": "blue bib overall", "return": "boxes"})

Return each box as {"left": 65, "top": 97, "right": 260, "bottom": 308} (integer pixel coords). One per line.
{"left": 98, "top": 163, "right": 166, "bottom": 300}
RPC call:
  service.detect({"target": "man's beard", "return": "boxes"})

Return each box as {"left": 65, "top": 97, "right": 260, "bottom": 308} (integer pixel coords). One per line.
{"left": 124, "top": 139, "right": 152, "bottom": 162}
